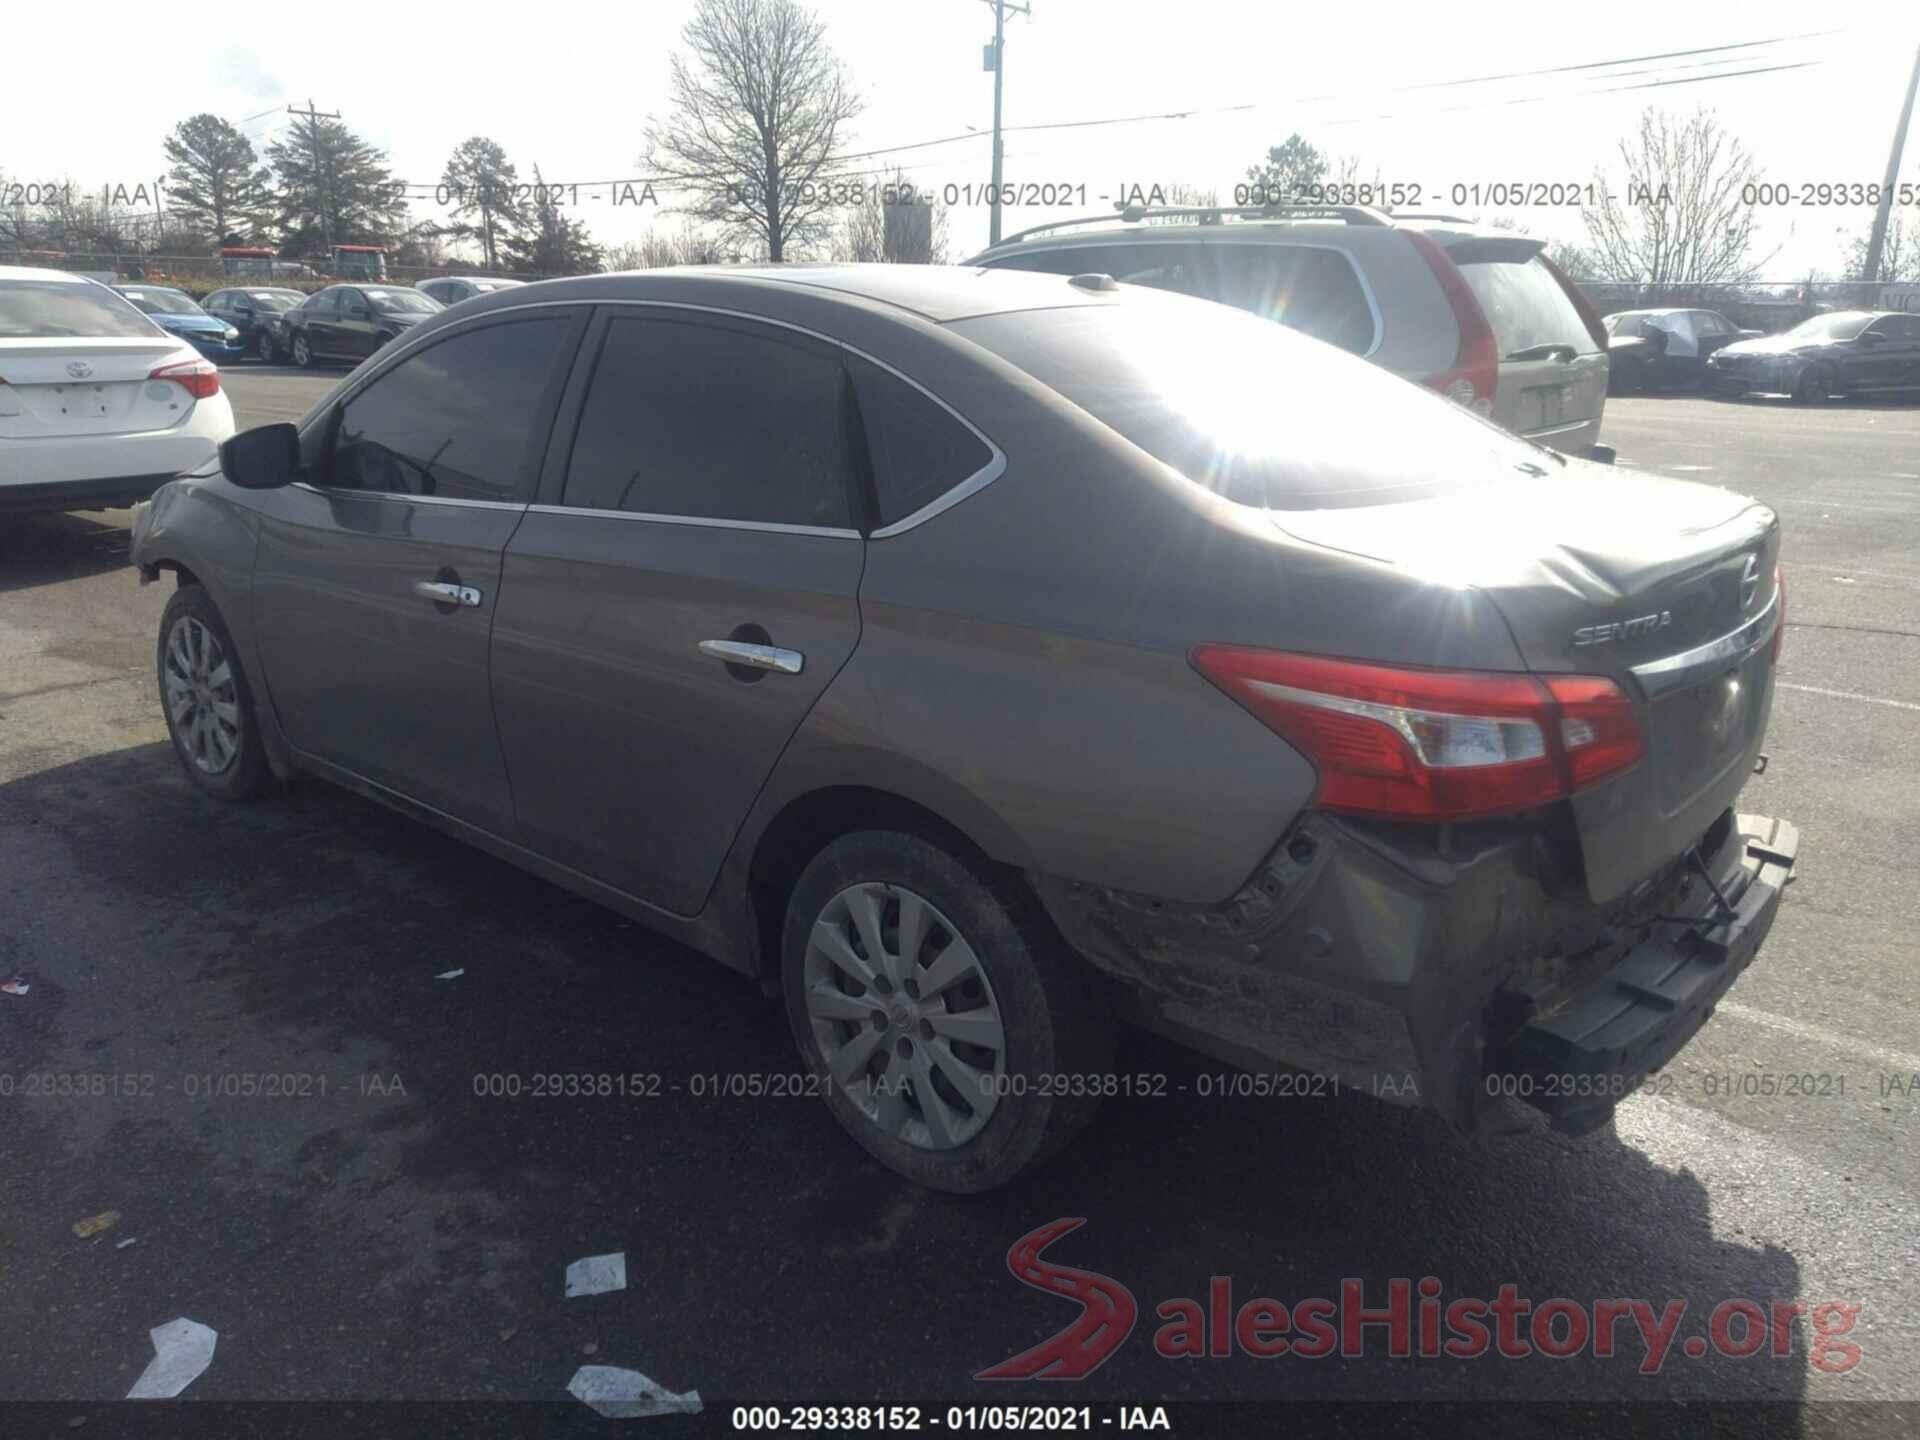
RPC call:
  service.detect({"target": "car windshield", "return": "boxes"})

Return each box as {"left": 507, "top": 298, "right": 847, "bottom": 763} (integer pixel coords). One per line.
{"left": 951, "top": 296, "right": 1559, "bottom": 511}
{"left": 249, "top": 292, "right": 302, "bottom": 311}
{"left": 117, "top": 288, "right": 203, "bottom": 316}
{"left": 0, "top": 279, "right": 164, "bottom": 339}
{"left": 1783, "top": 312, "right": 1873, "bottom": 342}
{"left": 364, "top": 289, "right": 440, "bottom": 314}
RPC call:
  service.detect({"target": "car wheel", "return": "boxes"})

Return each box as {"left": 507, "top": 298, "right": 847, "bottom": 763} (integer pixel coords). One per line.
{"left": 290, "top": 332, "right": 313, "bottom": 368}
{"left": 158, "top": 585, "right": 270, "bottom": 801}
{"left": 781, "top": 830, "right": 1113, "bottom": 1193}
{"left": 1793, "top": 368, "right": 1831, "bottom": 405}
{"left": 254, "top": 329, "right": 275, "bottom": 362}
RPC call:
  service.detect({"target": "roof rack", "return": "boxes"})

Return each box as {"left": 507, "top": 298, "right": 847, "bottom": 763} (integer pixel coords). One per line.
{"left": 993, "top": 202, "right": 1393, "bottom": 249}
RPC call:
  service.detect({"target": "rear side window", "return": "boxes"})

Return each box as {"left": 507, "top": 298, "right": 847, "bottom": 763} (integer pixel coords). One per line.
{"left": 986, "top": 245, "right": 1206, "bottom": 297}
{"left": 562, "top": 316, "right": 852, "bottom": 529}
{"left": 330, "top": 317, "right": 571, "bottom": 502}
{"left": 1456, "top": 257, "right": 1597, "bottom": 356}
{"left": 849, "top": 359, "right": 994, "bottom": 528}
{"left": 0, "top": 280, "right": 161, "bottom": 339}
{"left": 1207, "top": 247, "right": 1375, "bottom": 354}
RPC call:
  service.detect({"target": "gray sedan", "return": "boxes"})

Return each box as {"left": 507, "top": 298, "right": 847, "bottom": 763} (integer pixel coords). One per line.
{"left": 130, "top": 265, "right": 1796, "bottom": 1190}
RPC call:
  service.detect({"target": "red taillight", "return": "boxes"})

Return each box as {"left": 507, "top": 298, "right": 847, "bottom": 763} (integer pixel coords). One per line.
{"left": 149, "top": 357, "right": 220, "bottom": 400}
{"left": 1405, "top": 229, "right": 1499, "bottom": 419}
{"left": 1771, "top": 567, "right": 1785, "bottom": 663}
{"left": 1190, "top": 646, "right": 1645, "bottom": 822}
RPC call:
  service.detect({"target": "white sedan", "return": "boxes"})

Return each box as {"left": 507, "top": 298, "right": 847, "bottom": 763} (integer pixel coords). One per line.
{"left": 0, "top": 266, "right": 236, "bottom": 513}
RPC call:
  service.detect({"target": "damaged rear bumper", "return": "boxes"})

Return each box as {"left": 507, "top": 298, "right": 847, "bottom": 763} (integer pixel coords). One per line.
{"left": 1030, "top": 806, "right": 1796, "bottom": 1136}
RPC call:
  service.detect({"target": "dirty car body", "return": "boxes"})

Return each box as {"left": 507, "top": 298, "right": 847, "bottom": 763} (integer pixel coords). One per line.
{"left": 130, "top": 265, "right": 1795, "bottom": 1182}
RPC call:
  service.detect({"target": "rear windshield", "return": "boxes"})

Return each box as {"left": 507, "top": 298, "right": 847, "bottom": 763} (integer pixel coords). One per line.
{"left": 1457, "top": 257, "right": 1597, "bottom": 357}
{"left": 366, "top": 289, "right": 439, "bottom": 314}
{"left": 950, "top": 299, "right": 1556, "bottom": 511}
{"left": 117, "top": 288, "right": 202, "bottom": 316}
{"left": 0, "top": 280, "right": 164, "bottom": 339}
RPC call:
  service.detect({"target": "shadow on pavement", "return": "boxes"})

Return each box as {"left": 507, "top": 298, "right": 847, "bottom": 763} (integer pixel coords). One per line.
{"left": 0, "top": 743, "right": 1821, "bottom": 1429}
{"left": 0, "top": 510, "right": 135, "bottom": 594}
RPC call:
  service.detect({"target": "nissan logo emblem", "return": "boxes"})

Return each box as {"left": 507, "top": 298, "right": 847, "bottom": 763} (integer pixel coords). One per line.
{"left": 65, "top": 360, "right": 94, "bottom": 379}
{"left": 1740, "top": 554, "right": 1761, "bottom": 611}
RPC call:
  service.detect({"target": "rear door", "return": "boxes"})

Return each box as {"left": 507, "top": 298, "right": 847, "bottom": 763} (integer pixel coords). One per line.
{"left": 1449, "top": 239, "right": 1607, "bottom": 452}
{"left": 251, "top": 307, "right": 586, "bottom": 834}
{"left": 337, "top": 287, "right": 381, "bottom": 361}
{"left": 491, "top": 308, "right": 865, "bottom": 916}
{"left": 301, "top": 288, "right": 341, "bottom": 356}
{"left": 1864, "top": 314, "right": 1920, "bottom": 389}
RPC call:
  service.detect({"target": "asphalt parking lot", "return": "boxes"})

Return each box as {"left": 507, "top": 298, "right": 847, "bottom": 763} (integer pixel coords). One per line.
{"left": 3, "top": 369, "right": 1918, "bottom": 1429}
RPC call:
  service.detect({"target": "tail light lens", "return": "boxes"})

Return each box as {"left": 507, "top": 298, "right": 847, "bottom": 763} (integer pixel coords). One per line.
{"left": 1771, "top": 567, "right": 1785, "bottom": 663}
{"left": 1190, "top": 646, "right": 1645, "bottom": 822}
{"left": 150, "top": 357, "right": 220, "bottom": 400}
{"left": 1405, "top": 229, "right": 1498, "bottom": 418}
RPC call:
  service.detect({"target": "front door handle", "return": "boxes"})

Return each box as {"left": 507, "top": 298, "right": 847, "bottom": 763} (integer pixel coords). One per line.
{"left": 413, "top": 580, "right": 482, "bottom": 608}
{"left": 698, "top": 639, "right": 804, "bottom": 675}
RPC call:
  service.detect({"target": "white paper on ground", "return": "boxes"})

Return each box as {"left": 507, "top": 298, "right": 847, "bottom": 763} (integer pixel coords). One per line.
{"left": 126, "top": 1317, "right": 218, "bottom": 1399}
{"left": 566, "top": 1365, "right": 702, "bottom": 1418}
{"left": 435, "top": 969, "right": 465, "bottom": 980}
{"left": 565, "top": 1252, "right": 627, "bottom": 1297}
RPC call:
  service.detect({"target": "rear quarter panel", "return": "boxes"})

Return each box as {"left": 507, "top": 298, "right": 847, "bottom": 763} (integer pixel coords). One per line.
{"left": 769, "top": 321, "right": 1525, "bottom": 904}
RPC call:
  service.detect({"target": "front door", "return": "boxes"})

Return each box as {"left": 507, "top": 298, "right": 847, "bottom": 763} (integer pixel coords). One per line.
{"left": 251, "top": 307, "right": 586, "bottom": 833}
{"left": 491, "top": 309, "right": 865, "bottom": 916}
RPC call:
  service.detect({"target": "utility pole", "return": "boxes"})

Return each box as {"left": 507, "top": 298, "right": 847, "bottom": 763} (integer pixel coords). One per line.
{"left": 979, "top": 0, "right": 1030, "bottom": 247}
{"left": 1863, "top": 42, "right": 1920, "bottom": 284}
{"left": 287, "top": 100, "right": 342, "bottom": 262}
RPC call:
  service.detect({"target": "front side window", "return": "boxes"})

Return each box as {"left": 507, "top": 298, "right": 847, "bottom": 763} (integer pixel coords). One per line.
{"left": 329, "top": 317, "right": 571, "bottom": 502}
{"left": 562, "top": 316, "right": 852, "bottom": 529}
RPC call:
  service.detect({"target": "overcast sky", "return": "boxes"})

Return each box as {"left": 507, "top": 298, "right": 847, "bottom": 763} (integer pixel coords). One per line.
{"left": 7, "top": 3, "right": 1918, "bottom": 275}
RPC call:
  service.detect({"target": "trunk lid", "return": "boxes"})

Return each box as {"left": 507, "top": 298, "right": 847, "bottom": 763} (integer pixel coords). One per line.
{"left": 0, "top": 337, "right": 197, "bottom": 438}
{"left": 1272, "top": 466, "right": 1781, "bottom": 901}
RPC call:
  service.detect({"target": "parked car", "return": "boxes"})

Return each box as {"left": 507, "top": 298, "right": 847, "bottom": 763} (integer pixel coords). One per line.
{"left": 417, "top": 275, "right": 527, "bottom": 307}
{"left": 967, "top": 204, "right": 1612, "bottom": 458}
{"left": 203, "top": 287, "right": 308, "bottom": 362}
{"left": 1603, "top": 308, "right": 1761, "bottom": 393}
{"left": 0, "top": 266, "right": 235, "bottom": 512}
{"left": 281, "top": 284, "right": 442, "bottom": 367}
{"left": 129, "top": 266, "right": 1794, "bottom": 1191}
{"left": 1706, "top": 310, "right": 1920, "bottom": 402}
{"left": 111, "top": 284, "right": 246, "bottom": 363}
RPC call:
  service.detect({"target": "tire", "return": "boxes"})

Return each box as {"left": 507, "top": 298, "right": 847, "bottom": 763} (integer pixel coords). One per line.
{"left": 253, "top": 329, "right": 276, "bottom": 362}
{"left": 157, "top": 585, "right": 270, "bottom": 801}
{"left": 781, "top": 830, "right": 1113, "bottom": 1193}
{"left": 290, "top": 331, "right": 314, "bottom": 368}
{"left": 1793, "top": 368, "right": 1831, "bottom": 405}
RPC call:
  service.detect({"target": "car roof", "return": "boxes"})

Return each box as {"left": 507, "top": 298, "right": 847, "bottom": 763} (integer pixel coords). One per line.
{"left": 433, "top": 275, "right": 523, "bottom": 284}
{"left": 1607, "top": 307, "right": 1716, "bottom": 318}
{"left": 519, "top": 264, "right": 1124, "bottom": 323}
{"left": 0, "top": 265, "right": 92, "bottom": 284}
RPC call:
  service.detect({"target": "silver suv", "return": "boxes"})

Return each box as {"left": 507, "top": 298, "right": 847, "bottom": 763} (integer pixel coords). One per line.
{"left": 968, "top": 204, "right": 1611, "bottom": 457}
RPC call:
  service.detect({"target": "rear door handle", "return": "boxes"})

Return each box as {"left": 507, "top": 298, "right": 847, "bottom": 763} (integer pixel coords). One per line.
{"left": 412, "top": 580, "right": 482, "bottom": 608}
{"left": 698, "top": 639, "right": 804, "bottom": 675}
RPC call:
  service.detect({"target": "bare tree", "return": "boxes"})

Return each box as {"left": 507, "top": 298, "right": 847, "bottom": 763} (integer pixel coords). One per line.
{"left": 605, "top": 224, "right": 736, "bottom": 269}
{"left": 835, "top": 171, "right": 948, "bottom": 262}
{"left": 1579, "top": 107, "right": 1773, "bottom": 285}
{"left": 1839, "top": 211, "right": 1919, "bottom": 283}
{"left": 1142, "top": 182, "right": 1219, "bottom": 224}
{"left": 643, "top": 0, "right": 863, "bottom": 261}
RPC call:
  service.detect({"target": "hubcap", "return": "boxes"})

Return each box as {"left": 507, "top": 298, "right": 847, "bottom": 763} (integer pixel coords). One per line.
{"left": 163, "top": 616, "right": 242, "bottom": 775}
{"left": 803, "top": 882, "right": 1007, "bottom": 1151}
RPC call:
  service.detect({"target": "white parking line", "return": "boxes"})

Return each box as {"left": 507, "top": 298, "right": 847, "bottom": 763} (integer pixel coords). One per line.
{"left": 1778, "top": 682, "right": 1920, "bottom": 713}
{"left": 1713, "top": 1000, "right": 1920, "bottom": 1076}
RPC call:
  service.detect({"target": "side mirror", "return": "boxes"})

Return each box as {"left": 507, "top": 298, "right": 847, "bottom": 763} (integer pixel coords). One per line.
{"left": 1646, "top": 327, "right": 1670, "bottom": 354}
{"left": 220, "top": 423, "right": 301, "bottom": 490}
{"left": 236, "top": 305, "right": 254, "bottom": 318}
{"left": 1857, "top": 330, "right": 1884, "bottom": 345}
